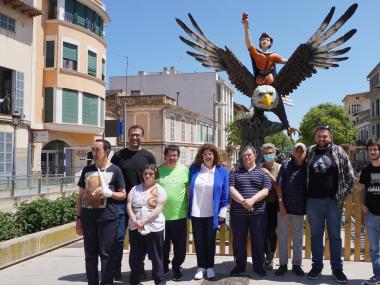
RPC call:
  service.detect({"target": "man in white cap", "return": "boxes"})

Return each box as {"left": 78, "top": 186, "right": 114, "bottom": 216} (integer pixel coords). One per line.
{"left": 275, "top": 142, "right": 307, "bottom": 277}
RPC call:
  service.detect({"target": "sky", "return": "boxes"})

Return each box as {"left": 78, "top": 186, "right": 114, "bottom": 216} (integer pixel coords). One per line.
{"left": 102, "top": 0, "right": 379, "bottom": 129}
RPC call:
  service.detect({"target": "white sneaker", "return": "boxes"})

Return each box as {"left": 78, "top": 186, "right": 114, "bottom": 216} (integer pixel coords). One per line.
{"left": 194, "top": 268, "right": 205, "bottom": 280}
{"left": 206, "top": 268, "right": 215, "bottom": 279}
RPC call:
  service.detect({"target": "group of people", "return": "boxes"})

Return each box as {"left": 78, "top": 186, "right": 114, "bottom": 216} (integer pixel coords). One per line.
{"left": 74, "top": 124, "right": 380, "bottom": 285}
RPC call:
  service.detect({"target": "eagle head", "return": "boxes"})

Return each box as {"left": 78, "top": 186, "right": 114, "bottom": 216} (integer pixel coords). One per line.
{"left": 251, "top": 85, "right": 279, "bottom": 110}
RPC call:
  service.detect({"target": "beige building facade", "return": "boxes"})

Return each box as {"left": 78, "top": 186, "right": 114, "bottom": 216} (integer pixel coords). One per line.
{"left": 368, "top": 62, "right": 380, "bottom": 141}
{"left": 33, "top": 0, "right": 109, "bottom": 176}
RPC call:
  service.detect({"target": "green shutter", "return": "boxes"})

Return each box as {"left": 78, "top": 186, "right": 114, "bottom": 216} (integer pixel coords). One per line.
{"left": 101, "top": 58, "right": 105, "bottom": 80}
{"left": 87, "top": 51, "right": 97, "bottom": 76}
{"left": 75, "top": 1, "right": 85, "bottom": 27}
{"left": 82, "top": 93, "right": 98, "bottom": 126}
{"left": 62, "top": 89, "right": 78, "bottom": 124}
{"left": 99, "top": 17, "right": 103, "bottom": 37}
{"left": 93, "top": 13, "right": 99, "bottom": 35}
{"left": 14, "top": 71, "right": 24, "bottom": 116}
{"left": 63, "top": 42, "right": 77, "bottom": 61}
{"left": 65, "top": 0, "right": 74, "bottom": 16}
{"left": 45, "top": 41, "right": 55, "bottom": 68}
{"left": 100, "top": 99, "right": 104, "bottom": 127}
{"left": 44, "top": 88, "right": 53, "bottom": 123}
{"left": 85, "top": 7, "right": 93, "bottom": 30}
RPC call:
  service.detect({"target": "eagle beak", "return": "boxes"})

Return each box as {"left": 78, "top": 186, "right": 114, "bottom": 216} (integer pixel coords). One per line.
{"left": 259, "top": 93, "right": 273, "bottom": 107}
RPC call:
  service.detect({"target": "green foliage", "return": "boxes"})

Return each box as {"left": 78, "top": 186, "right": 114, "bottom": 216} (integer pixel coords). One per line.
{"left": 264, "top": 132, "right": 295, "bottom": 149}
{"left": 0, "top": 193, "right": 77, "bottom": 241}
{"left": 225, "top": 120, "right": 241, "bottom": 146}
{"left": 299, "top": 103, "right": 357, "bottom": 146}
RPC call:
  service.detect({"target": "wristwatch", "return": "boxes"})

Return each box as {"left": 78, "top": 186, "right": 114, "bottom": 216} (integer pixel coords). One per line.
{"left": 278, "top": 198, "right": 283, "bottom": 203}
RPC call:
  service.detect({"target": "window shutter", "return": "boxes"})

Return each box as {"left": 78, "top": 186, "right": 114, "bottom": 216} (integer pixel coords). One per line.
{"left": 87, "top": 51, "right": 97, "bottom": 76}
{"left": 45, "top": 41, "right": 55, "bottom": 67}
{"left": 100, "top": 98, "right": 104, "bottom": 127}
{"left": 44, "top": 88, "right": 53, "bottom": 123}
{"left": 99, "top": 17, "right": 103, "bottom": 37}
{"left": 12, "top": 71, "right": 24, "bottom": 116}
{"left": 93, "top": 13, "right": 99, "bottom": 35}
{"left": 63, "top": 42, "right": 77, "bottom": 61}
{"left": 85, "top": 7, "right": 94, "bottom": 30}
{"left": 65, "top": 0, "right": 74, "bottom": 17}
{"left": 62, "top": 89, "right": 78, "bottom": 123}
{"left": 82, "top": 93, "right": 98, "bottom": 126}
{"left": 75, "top": 1, "right": 85, "bottom": 27}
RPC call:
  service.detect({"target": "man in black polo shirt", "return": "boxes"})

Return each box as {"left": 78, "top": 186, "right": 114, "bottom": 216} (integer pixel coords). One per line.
{"left": 275, "top": 142, "right": 307, "bottom": 277}
{"left": 111, "top": 125, "right": 156, "bottom": 280}
{"left": 229, "top": 146, "right": 272, "bottom": 277}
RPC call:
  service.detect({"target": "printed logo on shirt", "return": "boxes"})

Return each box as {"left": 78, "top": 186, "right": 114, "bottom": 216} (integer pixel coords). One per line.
{"left": 312, "top": 155, "right": 332, "bottom": 174}
{"left": 368, "top": 173, "right": 380, "bottom": 194}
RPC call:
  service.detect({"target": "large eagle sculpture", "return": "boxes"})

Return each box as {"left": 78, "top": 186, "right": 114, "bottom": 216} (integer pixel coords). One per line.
{"left": 176, "top": 4, "right": 358, "bottom": 135}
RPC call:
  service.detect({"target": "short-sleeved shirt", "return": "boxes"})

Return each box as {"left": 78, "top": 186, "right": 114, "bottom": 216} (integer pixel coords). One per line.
{"left": 229, "top": 166, "right": 272, "bottom": 215}
{"left": 77, "top": 164, "right": 125, "bottom": 221}
{"left": 111, "top": 148, "right": 156, "bottom": 193}
{"left": 157, "top": 164, "right": 189, "bottom": 221}
{"left": 359, "top": 164, "right": 380, "bottom": 216}
{"left": 128, "top": 183, "right": 166, "bottom": 232}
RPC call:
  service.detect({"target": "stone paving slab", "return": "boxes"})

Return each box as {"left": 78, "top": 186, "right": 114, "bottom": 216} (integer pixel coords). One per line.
{"left": 0, "top": 240, "right": 373, "bottom": 285}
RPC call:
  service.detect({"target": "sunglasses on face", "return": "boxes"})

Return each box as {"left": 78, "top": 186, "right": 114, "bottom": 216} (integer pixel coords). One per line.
{"left": 316, "top": 125, "right": 332, "bottom": 131}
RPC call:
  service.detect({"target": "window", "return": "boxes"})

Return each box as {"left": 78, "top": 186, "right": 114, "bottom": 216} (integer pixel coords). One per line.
{"left": 82, "top": 93, "right": 98, "bottom": 125}
{"left": 45, "top": 41, "right": 55, "bottom": 68}
{"left": 87, "top": 50, "right": 97, "bottom": 76}
{"left": 198, "top": 122, "right": 203, "bottom": 143}
{"left": 370, "top": 73, "right": 380, "bottom": 91}
{"left": 75, "top": 1, "right": 86, "bottom": 27}
{"left": 62, "top": 42, "right": 78, "bottom": 71}
{"left": 62, "top": 89, "right": 78, "bottom": 123}
{"left": 180, "top": 147, "right": 186, "bottom": 165}
{"left": 0, "top": 13, "right": 16, "bottom": 33}
{"left": 0, "top": 132, "right": 13, "bottom": 175}
{"left": 190, "top": 121, "right": 194, "bottom": 142}
{"left": 372, "top": 102, "right": 375, "bottom": 117}
{"left": 372, "top": 125, "right": 375, "bottom": 136}
{"left": 48, "top": 0, "right": 57, "bottom": 19}
{"left": 170, "top": 117, "right": 175, "bottom": 141}
{"left": 181, "top": 119, "right": 186, "bottom": 141}
{"left": 44, "top": 88, "right": 53, "bottom": 123}
{"left": 102, "top": 58, "right": 106, "bottom": 81}
{"left": 85, "top": 7, "right": 94, "bottom": 30}
{"left": 64, "top": 0, "right": 74, "bottom": 22}
{"left": 377, "top": 99, "right": 379, "bottom": 117}
{"left": 14, "top": 72, "right": 24, "bottom": 116}
{"left": 351, "top": 104, "right": 360, "bottom": 114}
{"left": 99, "top": 98, "right": 104, "bottom": 127}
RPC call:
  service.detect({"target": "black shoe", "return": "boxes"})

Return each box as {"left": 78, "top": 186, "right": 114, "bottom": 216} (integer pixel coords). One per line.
{"left": 229, "top": 266, "right": 246, "bottom": 277}
{"left": 163, "top": 266, "right": 169, "bottom": 275}
{"left": 332, "top": 269, "right": 348, "bottom": 284}
{"left": 307, "top": 267, "right": 322, "bottom": 280}
{"left": 292, "top": 265, "right": 305, "bottom": 276}
{"left": 264, "top": 260, "right": 273, "bottom": 270}
{"left": 140, "top": 269, "right": 148, "bottom": 281}
{"left": 113, "top": 271, "right": 122, "bottom": 281}
{"left": 275, "top": 265, "right": 288, "bottom": 276}
{"left": 173, "top": 267, "right": 183, "bottom": 281}
{"left": 253, "top": 267, "right": 267, "bottom": 277}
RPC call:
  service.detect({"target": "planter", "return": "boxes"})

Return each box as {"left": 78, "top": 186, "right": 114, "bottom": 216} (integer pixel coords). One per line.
{"left": 0, "top": 222, "right": 81, "bottom": 269}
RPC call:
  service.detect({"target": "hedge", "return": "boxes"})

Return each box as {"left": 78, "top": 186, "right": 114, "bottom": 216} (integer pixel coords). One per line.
{"left": 0, "top": 193, "right": 77, "bottom": 242}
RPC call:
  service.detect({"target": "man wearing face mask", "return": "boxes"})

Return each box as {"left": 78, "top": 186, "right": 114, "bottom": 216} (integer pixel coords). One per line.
{"left": 306, "top": 125, "right": 354, "bottom": 284}
{"left": 260, "top": 143, "right": 281, "bottom": 271}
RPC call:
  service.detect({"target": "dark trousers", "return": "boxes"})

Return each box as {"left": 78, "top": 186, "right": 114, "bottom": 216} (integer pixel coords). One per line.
{"left": 82, "top": 218, "right": 119, "bottom": 285}
{"left": 191, "top": 217, "right": 216, "bottom": 269}
{"left": 114, "top": 213, "right": 127, "bottom": 274}
{"left": 163, "top": 218, "right": 187, "bottom": 272}
{"left": 231, "top": 213, "right": 267, "bottom": 270}
{"left": 129, "top": 229, "right": 166, "bottom": 285}
{"left": 265, "top": 202, "right": 278, "bottom": 263}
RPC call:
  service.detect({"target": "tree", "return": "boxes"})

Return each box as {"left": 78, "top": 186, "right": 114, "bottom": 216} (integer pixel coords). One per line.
{"left": 299, "top": 103, "right": 357, "bottom": 146}
{"left": 264, "top": 132, "right": 294, "bottom": 149}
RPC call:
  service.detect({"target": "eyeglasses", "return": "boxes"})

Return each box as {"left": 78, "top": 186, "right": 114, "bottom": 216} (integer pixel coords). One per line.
{"left": 316, "top": 125, "right": 332, "bottom": 131}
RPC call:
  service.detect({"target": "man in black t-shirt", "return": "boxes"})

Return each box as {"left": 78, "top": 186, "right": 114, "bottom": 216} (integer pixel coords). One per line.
{"left": 359, "top": 139, "right": 380, "bottom": 285}
{"left": 76, "top": 139, "right": 126, "bottom": 285}
{"left": 305, "top": 125, "right": 354, "bottom": 283}
{"left": 110, "top": 125, "right": 156, "bottom": 280}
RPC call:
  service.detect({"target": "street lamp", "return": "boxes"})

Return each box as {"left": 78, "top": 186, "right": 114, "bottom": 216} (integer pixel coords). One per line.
{"left": 11, "top": 113, "right": 22, "bottom": 196}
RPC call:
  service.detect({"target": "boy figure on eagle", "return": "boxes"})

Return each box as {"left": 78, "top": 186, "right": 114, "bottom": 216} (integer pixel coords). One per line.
{"left": 242, "top": 12, "right": 287, "bottom": 86}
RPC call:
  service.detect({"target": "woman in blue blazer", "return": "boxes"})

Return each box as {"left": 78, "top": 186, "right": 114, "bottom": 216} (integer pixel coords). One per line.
{"left": 188, "top": 143, "right": 229, "bottom": 280}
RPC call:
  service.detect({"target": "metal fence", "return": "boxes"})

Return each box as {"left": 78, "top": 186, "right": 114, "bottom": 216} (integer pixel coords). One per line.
{"left": 0, "top": 176, "right": 80, "bottom": 198}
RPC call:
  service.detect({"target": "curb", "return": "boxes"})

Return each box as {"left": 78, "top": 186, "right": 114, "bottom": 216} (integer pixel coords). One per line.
{"left": 0, "top": 222, "right": 81, "bottom": 269}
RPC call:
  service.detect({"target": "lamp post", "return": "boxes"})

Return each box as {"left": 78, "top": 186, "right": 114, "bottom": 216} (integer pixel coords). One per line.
{"left": 11, "top": 113, "right": 22, "bottom": 196}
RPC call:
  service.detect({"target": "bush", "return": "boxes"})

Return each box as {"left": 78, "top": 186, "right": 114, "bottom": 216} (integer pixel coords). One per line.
{"left": 0, "top": 193, "right": 78, "bottom": 241}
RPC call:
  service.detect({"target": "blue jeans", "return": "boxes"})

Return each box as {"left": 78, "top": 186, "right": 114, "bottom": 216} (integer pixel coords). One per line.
{"left": 306, "top": 197, "right": 343, "bottom": 271}
{"left": 365, "top": 211, "right": 380, "bottom": 278}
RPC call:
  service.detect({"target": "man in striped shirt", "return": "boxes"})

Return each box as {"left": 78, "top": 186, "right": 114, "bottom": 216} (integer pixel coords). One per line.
{"left": 229, "top": 146, "right": 272, "bottom": 277}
